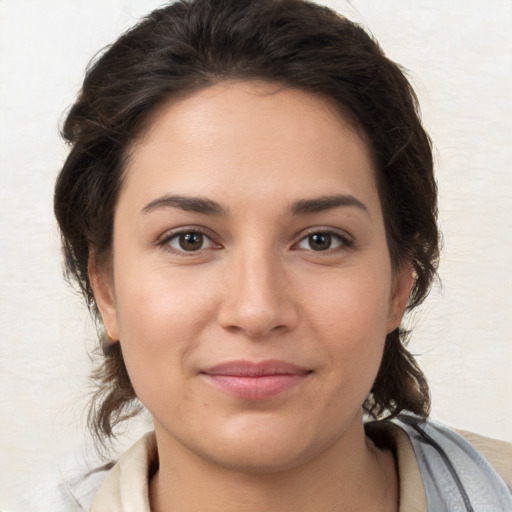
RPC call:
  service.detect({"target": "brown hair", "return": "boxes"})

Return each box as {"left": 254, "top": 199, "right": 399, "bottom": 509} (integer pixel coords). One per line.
{"left": 54, "top": 0, "right": 438, "bottom": 444}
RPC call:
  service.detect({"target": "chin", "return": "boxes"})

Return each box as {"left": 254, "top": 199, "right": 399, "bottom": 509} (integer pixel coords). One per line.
{"left": 190, "top": 413, "right": 342, "bottom": 474}
{"left": 205, "top": 439, "right": 314, "bottom": 474}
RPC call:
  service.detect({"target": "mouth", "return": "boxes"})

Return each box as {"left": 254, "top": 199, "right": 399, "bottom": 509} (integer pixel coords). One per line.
{"left": 199, "top": 360, "right": 313, "bottom": 400}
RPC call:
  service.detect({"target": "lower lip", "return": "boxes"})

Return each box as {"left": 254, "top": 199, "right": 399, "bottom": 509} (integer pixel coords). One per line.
{"left": 201, "top": 374, "right": 309, "bottom": 400}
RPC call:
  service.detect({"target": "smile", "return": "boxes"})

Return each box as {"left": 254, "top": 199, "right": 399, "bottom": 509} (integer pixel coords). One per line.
{"left": 200, "top": 360, "right": 312, "bottom": 400}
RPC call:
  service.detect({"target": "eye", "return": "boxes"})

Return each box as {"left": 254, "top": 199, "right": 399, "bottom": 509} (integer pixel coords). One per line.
{"left": 296, "top": 231, "right": 351, "bottom": 252}
{"left": 165, "top": 230, "right": 216, "bottom": 253}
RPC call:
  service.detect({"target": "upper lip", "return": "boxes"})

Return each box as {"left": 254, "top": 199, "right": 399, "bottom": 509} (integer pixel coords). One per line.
{"left": 201, "top": 359, "right": 312, "bottom": 377}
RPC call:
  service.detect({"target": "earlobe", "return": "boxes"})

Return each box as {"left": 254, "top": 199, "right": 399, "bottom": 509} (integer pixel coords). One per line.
{"left": 387, "top": 264, "right": 414, "bottom": 333}
{"left": 88, "top": 254, "right": 119, "bottom": 341}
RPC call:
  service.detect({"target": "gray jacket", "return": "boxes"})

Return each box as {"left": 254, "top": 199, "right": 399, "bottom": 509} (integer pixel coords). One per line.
{"left": 393, "top": 413, "right": 512, "bottom": 511}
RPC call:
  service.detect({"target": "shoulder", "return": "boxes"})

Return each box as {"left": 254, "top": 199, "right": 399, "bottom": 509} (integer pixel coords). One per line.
{"left": 455, "top": 427, "right": 512, "bottom": 490}
{"left": 366, "top": 414, "right": 512, "bottom": 512}
{"left": 392, "top": 413, "right": 512, "bottom": 509}
{"left": 90, "top": 431, "right": 157, "bottom": 512}
{"left": 396, "top": 414, "right": 512, "bottom": 491}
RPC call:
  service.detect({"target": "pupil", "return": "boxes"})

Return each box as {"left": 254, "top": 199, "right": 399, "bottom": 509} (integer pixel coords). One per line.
{"left": 180, "top": 232, "right": 203, "bottom": 251}
{"left": 310, "top": 233, "right": 331, "bottom": 251}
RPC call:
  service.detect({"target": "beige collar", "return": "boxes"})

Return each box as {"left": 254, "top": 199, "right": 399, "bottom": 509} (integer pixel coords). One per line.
{"left": 369, "top": 421, "right": 428, "bottom": 512}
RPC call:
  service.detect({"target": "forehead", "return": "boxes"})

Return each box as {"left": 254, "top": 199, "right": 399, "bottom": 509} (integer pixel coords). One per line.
{"left": 121, "top": 80, "right": 379, "bottom": 215}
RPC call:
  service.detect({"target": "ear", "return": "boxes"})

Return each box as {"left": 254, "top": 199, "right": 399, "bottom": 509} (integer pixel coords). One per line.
{"left": 387, "top": 264, "right": 414, "bottom": 333}
{"left": 88, "top": 254, "right": 119, "bottom": 341}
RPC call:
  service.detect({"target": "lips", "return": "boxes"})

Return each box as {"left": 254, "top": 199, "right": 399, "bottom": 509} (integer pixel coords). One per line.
{"left": 200, "top": 360, "right": 312, "bottom": 400}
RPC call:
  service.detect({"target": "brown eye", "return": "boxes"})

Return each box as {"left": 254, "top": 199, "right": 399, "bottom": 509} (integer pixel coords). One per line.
{"left": 308, "top": 233, "right": 332, "bottom": 251}
{"left": 296, "top": 231, "right": 350, "bottom": 252}
{"left": 179, "top": 232, "right": 203, "bottom": 251}
{"left": 167, "top": 231, "right": 214, "bottom": 252}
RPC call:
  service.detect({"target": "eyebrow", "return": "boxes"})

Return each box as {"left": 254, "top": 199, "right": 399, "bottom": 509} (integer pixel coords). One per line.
{"left": 142, "top": 194, "right": 227, "bottom": 215}
{"left": 141, "top": 193, "right": 368, "bottom": 217}
{"left": 290, "top": 194, "right": 369, "bottom": 215}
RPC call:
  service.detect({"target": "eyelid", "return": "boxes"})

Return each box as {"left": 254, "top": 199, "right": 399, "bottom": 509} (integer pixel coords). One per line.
{"left": 292, "top": 227, "right": 354, "bottom": 251}
{"left": 156, "top": 226, "right": 222, "bottom": 255}
{"left": 155, "top": 225, "right": 353, "bottom": 255}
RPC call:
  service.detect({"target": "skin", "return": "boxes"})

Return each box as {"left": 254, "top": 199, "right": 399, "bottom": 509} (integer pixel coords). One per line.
{"left": 91, "top": 81, "right": 412, "bottom": 511}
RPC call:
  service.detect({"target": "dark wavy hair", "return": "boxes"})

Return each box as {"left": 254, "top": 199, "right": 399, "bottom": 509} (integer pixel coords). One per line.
{"left": 54, "top": 0, "right": 439, "bottom": 444}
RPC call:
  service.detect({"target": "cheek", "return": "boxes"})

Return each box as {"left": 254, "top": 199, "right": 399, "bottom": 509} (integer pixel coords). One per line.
{"left": 305, "top": 260, "right": 392, "bottom": 334}
{"left": 112, "top": 261, "right": 219, "bottom": 402}
{"left": 302, "top": 259, "right": 392, "bottom": 377}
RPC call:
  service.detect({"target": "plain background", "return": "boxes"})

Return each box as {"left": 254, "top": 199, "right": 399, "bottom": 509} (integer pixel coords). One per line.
{"left": 1, "top": 1, "right": 511, "bottom": 510}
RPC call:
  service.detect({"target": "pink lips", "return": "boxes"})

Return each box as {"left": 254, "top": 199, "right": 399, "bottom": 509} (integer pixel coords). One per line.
{"left": 200, "top": 360, "right": 311, "bottom": 400}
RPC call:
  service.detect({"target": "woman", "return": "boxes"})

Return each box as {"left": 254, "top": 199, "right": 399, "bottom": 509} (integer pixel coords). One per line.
{"left": 54, "top": 0, "right": 512, "bottom": 510}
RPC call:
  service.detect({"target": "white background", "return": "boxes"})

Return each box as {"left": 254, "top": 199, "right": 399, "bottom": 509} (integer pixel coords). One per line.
{"left": 1, "top": 1, "right": 511, "bottom": 510}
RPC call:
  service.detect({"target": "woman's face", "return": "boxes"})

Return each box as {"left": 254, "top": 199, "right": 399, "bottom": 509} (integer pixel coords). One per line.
{"left": 93, "top": 81, "right": 411, "bottom": 471}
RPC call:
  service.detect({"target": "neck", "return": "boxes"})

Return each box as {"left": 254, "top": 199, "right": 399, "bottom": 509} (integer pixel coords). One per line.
{"left": 149, "top": 415, "right": 398, "bottom": 512}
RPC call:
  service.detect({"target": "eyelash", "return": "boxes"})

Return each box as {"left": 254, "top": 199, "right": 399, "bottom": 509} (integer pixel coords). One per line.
{"left": 157, "top": 227, "right": 220, "bottom": 256}
{"left": 157, "top": 227, "right": 354, "bottom": 256}
{"left": 293, "top": 229, "right": 354, "bottom": 253}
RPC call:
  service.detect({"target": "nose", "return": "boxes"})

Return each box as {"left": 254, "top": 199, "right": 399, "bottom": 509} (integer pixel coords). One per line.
{"left": 217, "top": 248, "right": 300, "bottom": 339}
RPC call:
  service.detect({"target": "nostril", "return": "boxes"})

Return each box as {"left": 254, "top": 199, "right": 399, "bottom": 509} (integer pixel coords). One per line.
{"left": 218, "top": 297, "right": 299, "bottom": 339}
